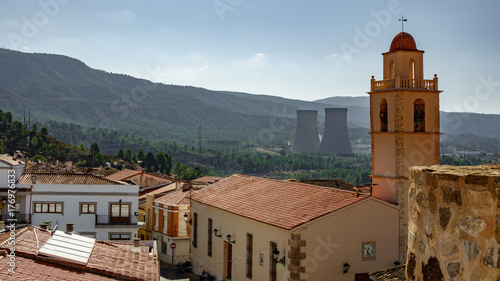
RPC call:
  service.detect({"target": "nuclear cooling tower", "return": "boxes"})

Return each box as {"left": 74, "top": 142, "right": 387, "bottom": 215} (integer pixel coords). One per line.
{"left": 319, "top": 108, "right": 353, "bottom": 155}
{"left": 291, "top": 110, "right": 320, "bottom": 153}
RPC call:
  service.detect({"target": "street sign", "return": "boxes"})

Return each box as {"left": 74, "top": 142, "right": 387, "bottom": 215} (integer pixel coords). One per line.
{"left": 170, "top": 243, "right": 176, "bottom": 249}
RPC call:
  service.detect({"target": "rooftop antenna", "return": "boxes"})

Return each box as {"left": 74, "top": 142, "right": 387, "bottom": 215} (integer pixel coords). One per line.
{"left": 399, "top": 16, "right": 407, "bottom": 33}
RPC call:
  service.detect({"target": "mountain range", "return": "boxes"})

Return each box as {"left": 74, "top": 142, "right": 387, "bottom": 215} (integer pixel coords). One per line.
{"left": 0, "top": 48, "right": 499, "bottom": 149}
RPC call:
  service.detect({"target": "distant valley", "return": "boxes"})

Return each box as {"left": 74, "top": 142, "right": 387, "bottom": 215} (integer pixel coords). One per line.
{"left": 0, "top": 48, "right": 499, "bottom": 153}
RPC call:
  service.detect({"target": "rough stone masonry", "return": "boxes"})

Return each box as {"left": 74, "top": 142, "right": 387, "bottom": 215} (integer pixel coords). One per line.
{"left": 407, "top": 164, "right": 500, "bottom": 281}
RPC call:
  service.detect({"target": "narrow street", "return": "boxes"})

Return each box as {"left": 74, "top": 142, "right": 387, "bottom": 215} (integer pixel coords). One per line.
{"left": 159, "top": 262, "right": 199, "bottom": 281}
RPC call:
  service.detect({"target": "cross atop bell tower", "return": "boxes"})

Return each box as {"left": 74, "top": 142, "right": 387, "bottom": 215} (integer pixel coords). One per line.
{"left": 399, "top": 16, "right": 407, "bottom": 33}
{"left": 369, "top": 31, "right": 442, "bottom": 261}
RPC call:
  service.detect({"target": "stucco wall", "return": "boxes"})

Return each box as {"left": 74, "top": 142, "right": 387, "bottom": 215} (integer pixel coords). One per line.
{"left": 190, "top": 201, "right": 289, "bottom": 281}
{"left": 407, "top": 164, "right": 500, "bottom": 280}
{"left": 298, "top": 198, "right": 399, "bottom": 281}
{"left": 190, "top": 197, "right": 399, "bottom": 281}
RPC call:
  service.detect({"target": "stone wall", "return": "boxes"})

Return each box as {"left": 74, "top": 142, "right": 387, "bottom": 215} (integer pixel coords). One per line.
{"left": 406, "top": 164, "right": 500, "bottom": 281}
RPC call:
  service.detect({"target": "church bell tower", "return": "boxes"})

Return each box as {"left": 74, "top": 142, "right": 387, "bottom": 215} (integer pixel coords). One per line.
{"left": 369, "top": 31, "right": 442, "bottom": 260}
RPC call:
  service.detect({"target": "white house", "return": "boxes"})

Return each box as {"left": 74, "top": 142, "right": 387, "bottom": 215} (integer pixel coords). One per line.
{"left": 10, "top": 172, "right": 140, "bottom": 240}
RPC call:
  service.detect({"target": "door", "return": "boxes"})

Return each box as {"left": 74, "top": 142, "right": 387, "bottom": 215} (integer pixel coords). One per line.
{"left": 223, "top": 241, "right": 232, "bottom": 279}
{"left": 355, "top": 273, "right": 370, "bottom": 281}
{"left": 110, "top": 203, "right": 130, "bottom": 223}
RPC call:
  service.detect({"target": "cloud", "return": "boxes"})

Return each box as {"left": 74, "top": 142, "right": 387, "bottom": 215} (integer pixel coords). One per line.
{"left": 98, "top": 10, "right": 136, "bottom": 25}
{"left": 324, "top": 53, "right": 351, "bottom": 61}
{"left": 237, "top": 52, "right": 268, "bottom": 68}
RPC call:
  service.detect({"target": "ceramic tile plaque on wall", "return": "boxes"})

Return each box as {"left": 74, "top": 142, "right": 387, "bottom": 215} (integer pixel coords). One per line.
{"left": 361, "top": 241, "right": 376, "bottom": 261}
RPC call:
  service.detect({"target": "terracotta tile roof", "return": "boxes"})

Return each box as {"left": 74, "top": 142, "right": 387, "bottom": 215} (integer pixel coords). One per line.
{"left": 139, "top": 182, "right": 172, "bottom": 197}
{"left": 19, "top": 172, "right": 129, "bottom": 185}
{"left": 155, "top": 189, "right": 192, "bottom": 206}
{"left": 0, "top": 227, "right": 28, "bottom": 244}
{"left": 0, "top": 227, "right": 158, "bottom": 281}
{"left": 191, "top": 174, "right": 370, "bottom": 230}
{"left": 191, "top": 176, "right": 225, "bottom": 184}
{"left": 139, "top": 183, "right": 176, "bottom": 201}
{"left": 0, "top": 154, "right": 24, "bottom": 166}
{"left": 299, "top": 179, "right": 354, "bottom": 191}
{"left": 369, "top": 265, "right": 406, "bottom": 280}
{"left": 105, "top": 169, "right": 142, "bottom": 181}
{"left": 389, "top": 32, "right": 419, "bottom": 52}
{"left": 0, "top": 256, "right": 116, "bottom": 280}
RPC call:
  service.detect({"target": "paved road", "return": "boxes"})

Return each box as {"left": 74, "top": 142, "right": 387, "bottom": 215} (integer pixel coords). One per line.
{"left": 159, "top": 262, "right": 199, "bottom": 281}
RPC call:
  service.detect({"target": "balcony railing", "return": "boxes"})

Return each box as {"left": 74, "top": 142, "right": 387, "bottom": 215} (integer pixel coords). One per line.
{"left": 95, "top": 214, "right": 139, "bottom": 226}
{"left": 371, "top": 75, "right": 439, "bottom": 91}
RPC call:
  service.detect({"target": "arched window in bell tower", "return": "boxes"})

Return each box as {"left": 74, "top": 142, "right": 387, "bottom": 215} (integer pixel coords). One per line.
{"left": 409, "top": 59, "right": 415, "bottom": 80}
{"left": 413, "top": 98, "right": 425, "bottom": 132}
{"left": 380, "top": 98, "right": 388, "bottom": 132}
{"left": 389, "top": 60, "right": 395, "bottom": 79}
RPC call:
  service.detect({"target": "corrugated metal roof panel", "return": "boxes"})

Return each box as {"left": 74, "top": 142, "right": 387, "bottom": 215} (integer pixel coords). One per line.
{"left": 38, "top": 230, "right": 95, "bottom": 265}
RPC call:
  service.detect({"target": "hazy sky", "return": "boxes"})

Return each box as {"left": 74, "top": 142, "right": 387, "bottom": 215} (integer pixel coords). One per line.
{"left": 1, "top": 0, "right": 499, "bottom": 114}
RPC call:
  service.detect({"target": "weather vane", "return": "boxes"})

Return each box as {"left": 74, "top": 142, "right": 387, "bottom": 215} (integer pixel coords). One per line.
{"left": 399, "top": 16, "right": 407, "bottom": 33}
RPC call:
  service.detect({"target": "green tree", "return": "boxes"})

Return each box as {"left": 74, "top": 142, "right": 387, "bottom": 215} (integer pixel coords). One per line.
{"left": 79, "top": 143, "right": 85, "bottom": 150}
{"left": 95, "top": 152, "right": 106, "bottom": 166}
{"left": 116, "top": 148, "right": 125, "bottom": 159}
{"left": 137, "top": 150, "right": 146, "bottom": 161}
{"left": 156, "top": 151, "right": 172, "bottom": 175}
{"left": 0, "top": 139, "right": 3, "bottom": 154}
{"left": 124, "top": 149, "right": 133, "bottom": 163}
{"left": 48, "top": 143, "right": 59, "bottom": 157}
{"left": 90, "top": 142, "right": 100, "bottom": 154}
{"left": 40, "top": 127, "right": 48, "bottom": 137}
{"left": 30, "top": 136, "right": 38, "bottom": 148}
{"left": 142, "top": 152, "right": 157, "bottom": 172}
{"left": 173, "top": 162, "right": 188, "bottom": 179}
{"left": 32, "top": 124, "right": 38, "bottom": 132}
{"left": 30, "top": 154, "right": 47, "bottom": 163}
{"left": 5, "top": 112, "right": 12, "bottom": 126}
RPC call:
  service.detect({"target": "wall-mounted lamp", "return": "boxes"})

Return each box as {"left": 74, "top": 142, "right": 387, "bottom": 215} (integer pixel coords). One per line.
{"left": 273, "top": 248, "right": 285, "bottom": 266}
{"left": 31, "top": 175, "right": 37, "bottom": 184}
{"left": 343, "top": 262, "right": 350, "bottom": 274}
{"left": 119, "top": 199, "right": 122, "bottom": 204}
{"left": 226, "top": 234, "right": 235, "bottom": 244}
{"left": 394, "top": 261, "right": 401, "bottom": 267}
{"left": 183, "top": 213, "right": 188, "bottom": 223}
{"left": 213, "top": 228, "right": 222, "bottom": 238}
{"left": 134, "top": 212, "right": 139, "bottom": 216}
{"left": 1, "top": 198, "right": 6, "bottom": 204}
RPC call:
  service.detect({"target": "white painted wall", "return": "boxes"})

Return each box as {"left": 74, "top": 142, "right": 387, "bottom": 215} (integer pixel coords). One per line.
{"left": 17, "top": 183, "right": 139, "bottom": 240}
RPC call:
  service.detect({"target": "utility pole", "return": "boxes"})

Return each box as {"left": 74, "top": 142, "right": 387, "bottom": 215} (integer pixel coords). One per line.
{"left": 198, "top": 126, "right": 202, "bottom": 152}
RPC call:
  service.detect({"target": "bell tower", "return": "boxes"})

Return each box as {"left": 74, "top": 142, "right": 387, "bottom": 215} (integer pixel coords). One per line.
{"left": 369, "top": 32, "right": 442, "bottom": 261}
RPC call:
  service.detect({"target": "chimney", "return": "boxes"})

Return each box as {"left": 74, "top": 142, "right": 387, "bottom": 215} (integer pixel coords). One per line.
{"left": 291, "top": 110, "right": 320, "bottom": 153}
{"left": 39, "top": 223, "right": 48, "bottom": 230}
{"left": 43, "top": 221, "right": 52, "bottom": 230}
{"left": 175, "top": 178, "right": 182, "bottom": 191}
{"left": 132, "top": 238, "right": 141, "bottom": 253}
{"left": 65, "top": 223, "right": 74, "bottom": 234}
{"left": 13, "top": 150, "right": 23, "bottom": 160}
{"left": 319, "top": 108, "right": 353, "bottom": 155}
